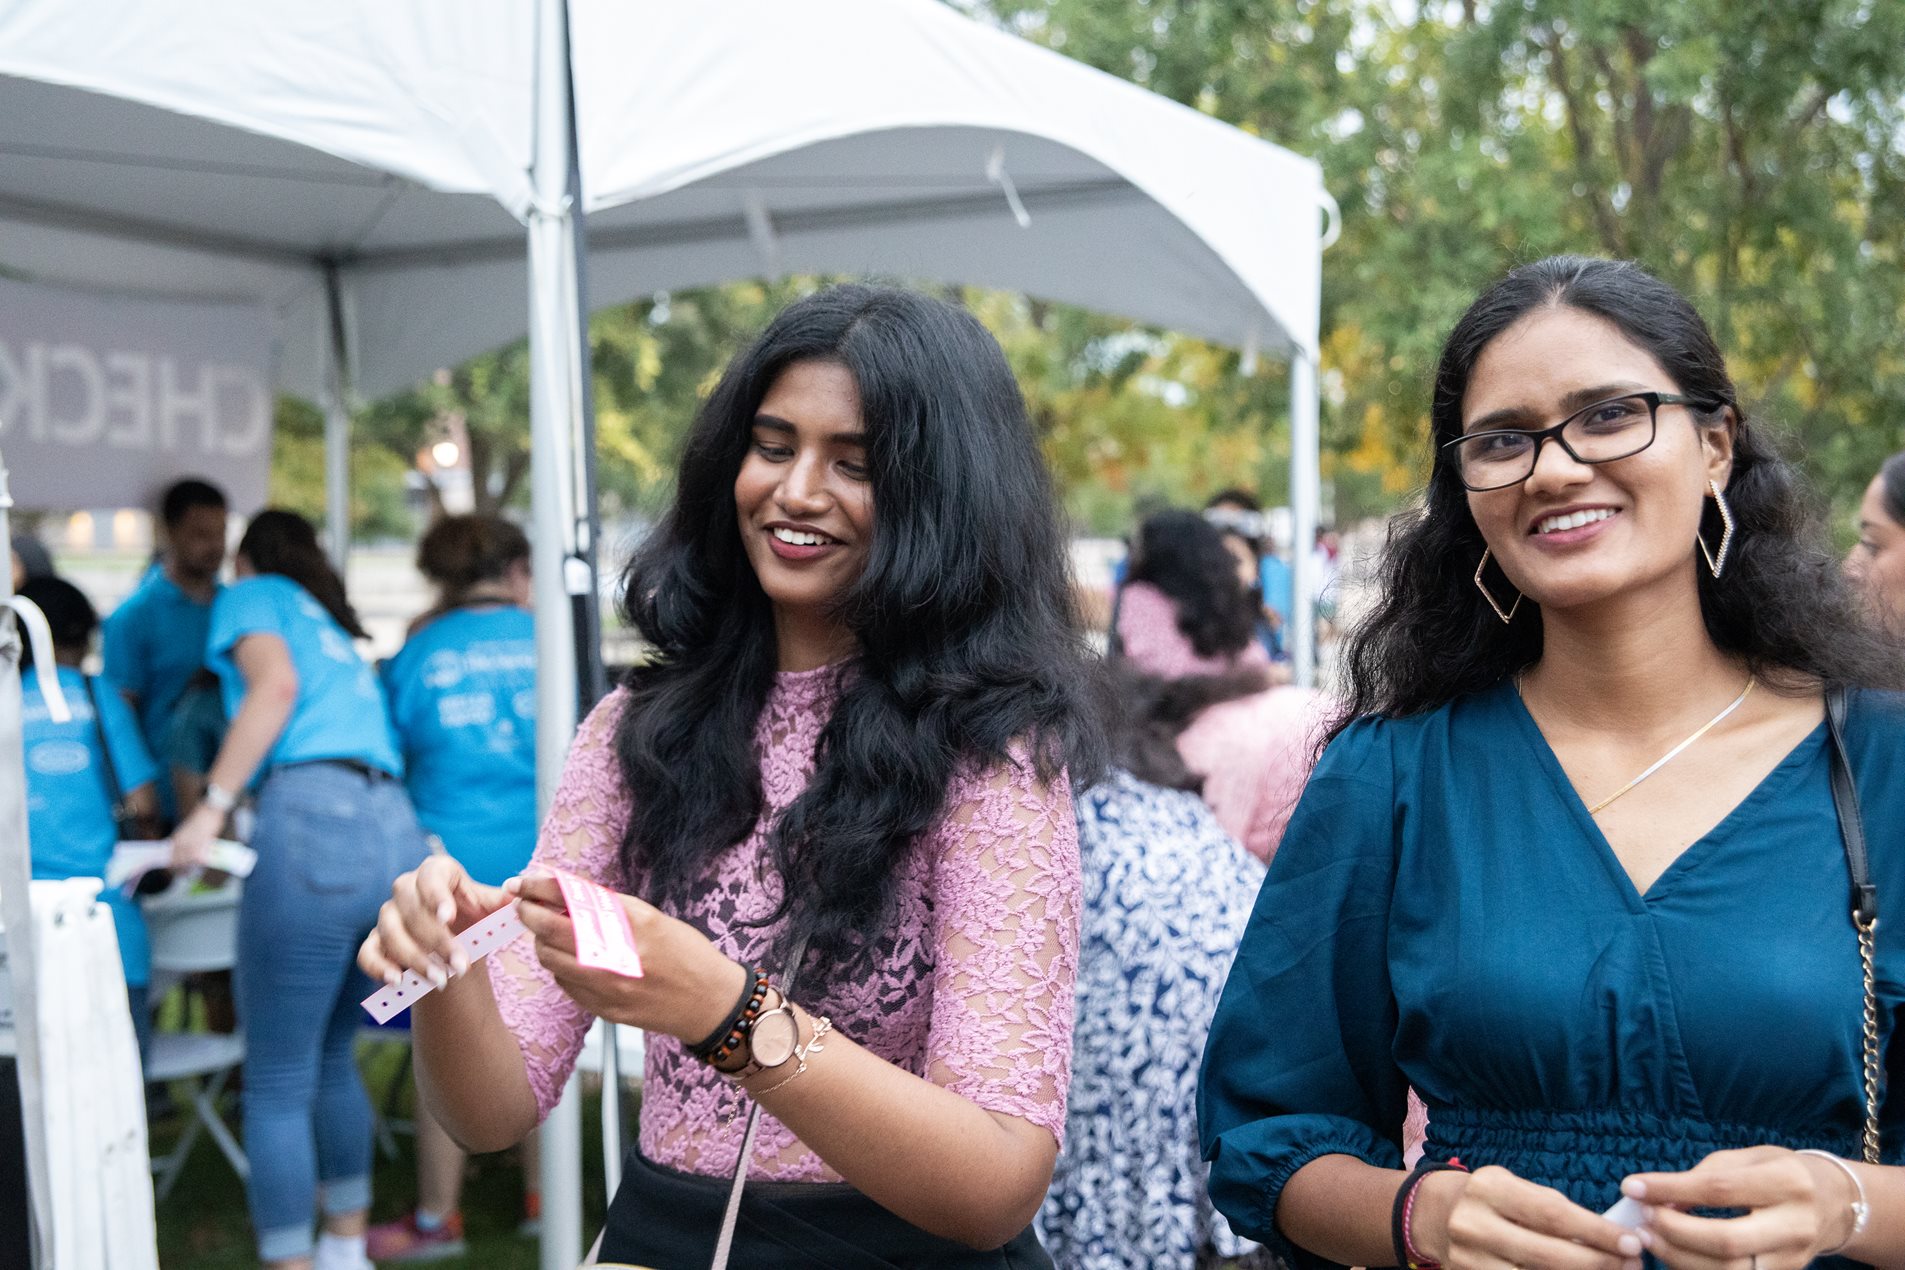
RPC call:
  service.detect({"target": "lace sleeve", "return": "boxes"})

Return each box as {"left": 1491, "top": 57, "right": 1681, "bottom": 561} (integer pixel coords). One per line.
{"left": 921, "top": 754, "right": 1080, "bottom": 1146}
{"left": 487, "top": 690, "right": 633, "bottom": 1121}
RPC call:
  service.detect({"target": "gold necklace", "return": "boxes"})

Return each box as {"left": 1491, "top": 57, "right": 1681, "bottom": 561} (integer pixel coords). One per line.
{"left": 1519, "top": 674, "right": 1759, "bottom": 816}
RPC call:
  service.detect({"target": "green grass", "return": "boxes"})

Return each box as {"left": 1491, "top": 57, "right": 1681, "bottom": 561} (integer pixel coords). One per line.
{"left": 151, "top": 1035, "right": 619, "bottom": 1269}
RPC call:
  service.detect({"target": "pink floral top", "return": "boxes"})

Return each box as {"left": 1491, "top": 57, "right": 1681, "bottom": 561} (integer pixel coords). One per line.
{"left": 1114, "top": 580, "right": 1325, "bottom": 862}
{"left": 487, "top": 665, "right": 1080, "bottom": 1182}
{"left": 1178, "top": 686, "right": 1328, "bottom": 865}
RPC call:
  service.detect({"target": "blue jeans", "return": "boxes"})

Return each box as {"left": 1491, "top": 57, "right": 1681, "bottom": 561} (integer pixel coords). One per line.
{"left": 236, "top": 762, "right": 428, "bottom": 1261}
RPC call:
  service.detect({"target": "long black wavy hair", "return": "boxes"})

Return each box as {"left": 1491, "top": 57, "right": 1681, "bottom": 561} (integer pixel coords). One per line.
{"left": 1094, "top": 661, "right": 1271, "bottom": 794}
{"left": 1124, "top": 508, "right": 1258, "bottom": 660}
{"left": 1331, "top": 255, "right": 1902, "bottom": 741}
{"left": 614, "top": 284, "right": 1103, "bottom": 965}
{"left": 238, "top": 509, "right": 367, "bottom": 639}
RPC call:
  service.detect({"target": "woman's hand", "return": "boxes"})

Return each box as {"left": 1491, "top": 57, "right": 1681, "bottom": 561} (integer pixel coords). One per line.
{"left": 1623, "top": 1147, "right": 1861, "bottom": 1269}
{"left": 508, "top": 874, "right": 747, "bottom": 1046}
{"left": 167, "top": 803, "right": 225, "bottom": 869}
{"left": 1414, "top": 1166, "right": 1644, "bottom": 1270}
{"left": 359, "top": 855, "right": 513, "bottom": 989}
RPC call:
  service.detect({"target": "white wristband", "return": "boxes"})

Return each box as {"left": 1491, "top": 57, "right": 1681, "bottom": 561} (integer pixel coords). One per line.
{"left": 203, "top": 782, "right": 238, "bottom": 814}
{"left": 1795, "top": 1149, "right": 1870, "bottom": 1254}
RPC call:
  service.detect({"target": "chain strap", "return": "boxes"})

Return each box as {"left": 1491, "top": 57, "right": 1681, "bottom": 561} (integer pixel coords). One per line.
{"left": 1857, "top": 911, "right": 1882, "bottom": 1165}
{"left": 1826, "top": 686, "right": 1883, "bottom": 1168}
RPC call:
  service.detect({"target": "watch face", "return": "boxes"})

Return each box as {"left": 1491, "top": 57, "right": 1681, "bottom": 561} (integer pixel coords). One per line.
{"left": 751, "top": 1009, "right": 800, "bottom": 1069}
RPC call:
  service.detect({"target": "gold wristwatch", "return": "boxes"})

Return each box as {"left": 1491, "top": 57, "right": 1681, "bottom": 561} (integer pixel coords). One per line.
{"left": 722, "top": 987, "right": 801, "bottom": 1080}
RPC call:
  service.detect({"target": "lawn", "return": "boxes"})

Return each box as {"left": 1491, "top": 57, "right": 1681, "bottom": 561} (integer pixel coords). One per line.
{"left": 152, "top": 1036, "right": 619, "bottom": 1269}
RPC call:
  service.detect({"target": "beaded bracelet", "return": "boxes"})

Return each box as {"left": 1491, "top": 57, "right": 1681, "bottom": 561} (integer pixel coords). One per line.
{"left": 1390, "top": 1159, "right": 1468, "bottom": 1270}
{"left": 688, "top": 964, "right": 768, "bottom": 1065}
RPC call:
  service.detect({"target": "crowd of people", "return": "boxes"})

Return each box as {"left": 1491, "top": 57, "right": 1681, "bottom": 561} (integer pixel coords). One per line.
{"left": 13, "top": 254, "right": 1905, "bottom": 1269}
{"left": 14, "top": 493, "right": 541, "bottom": 1269}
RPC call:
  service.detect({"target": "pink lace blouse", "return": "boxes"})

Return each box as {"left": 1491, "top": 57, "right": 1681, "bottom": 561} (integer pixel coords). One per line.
{"left": 487, "top": 665, "right": 1081, "bottom": 1181}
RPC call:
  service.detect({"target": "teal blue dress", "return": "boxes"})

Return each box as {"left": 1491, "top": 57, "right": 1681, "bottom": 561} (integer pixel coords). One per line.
{"left": 1198, "top": 682, "right": 1905, "bottom": 1270}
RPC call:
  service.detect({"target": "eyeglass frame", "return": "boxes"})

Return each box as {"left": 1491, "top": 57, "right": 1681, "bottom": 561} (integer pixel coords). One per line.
{"left": 1441, "top": 390, "right": 1723, "bottom": 492}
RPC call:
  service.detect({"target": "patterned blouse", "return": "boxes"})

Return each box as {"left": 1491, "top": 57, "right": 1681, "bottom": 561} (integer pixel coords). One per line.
{"left": 486, "top": 664, "right": 1081, "bottom": 1182}
{"left": 1039, "top": 770, "right": 1271, "bottom": 1270}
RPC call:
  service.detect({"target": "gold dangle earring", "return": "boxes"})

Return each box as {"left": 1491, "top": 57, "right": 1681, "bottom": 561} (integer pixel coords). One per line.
{"left": 1474, "top": 548, "right": 1522, "bottom": 624}
{"left": 1698, "top": 478, "right": 1735, "bottom": 579}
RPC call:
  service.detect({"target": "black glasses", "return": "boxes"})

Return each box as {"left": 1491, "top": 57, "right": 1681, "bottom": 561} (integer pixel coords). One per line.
{"left": 1443, "top": 391, "right": 1715, "bottom": 492}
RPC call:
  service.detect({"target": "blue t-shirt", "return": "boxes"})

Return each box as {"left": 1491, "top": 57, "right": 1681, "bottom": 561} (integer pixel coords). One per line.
{"left": 22, "top": 666, "right": 161, "bottom": 985}
{"left": 206, "top": 575, "right": 401, "bottom": 777}
{"left": 101, "top": 572, "right": 219, "bottom": 773}
{"left": 380, "top": 606, "right": 537, "bottom": 886}
{"left": 1258, "top": 555, "right": 1293, "bottom": 626}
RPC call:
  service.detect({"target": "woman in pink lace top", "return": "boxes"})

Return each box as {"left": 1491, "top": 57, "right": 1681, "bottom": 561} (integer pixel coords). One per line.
{"left": 1115, "top": 510, "right": 1325, "bottom": 862}
{"left": 361, "top": 286, "right": 1102, "bottom": 1268}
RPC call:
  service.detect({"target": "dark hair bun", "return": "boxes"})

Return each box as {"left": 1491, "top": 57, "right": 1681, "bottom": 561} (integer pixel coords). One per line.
{"left": 416, "top": 515, "right": 531, "bottom": 596}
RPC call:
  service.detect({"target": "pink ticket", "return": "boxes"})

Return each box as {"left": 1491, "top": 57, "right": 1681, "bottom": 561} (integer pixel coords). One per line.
{"left": 360, "top": 902, "right": 526, "bottom": 1024}
{"left": 553, "top": 869, "right": 644, "bottom": 979}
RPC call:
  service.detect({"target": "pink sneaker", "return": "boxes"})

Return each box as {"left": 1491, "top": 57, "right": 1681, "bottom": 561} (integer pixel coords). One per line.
{"left": 366, "top": 1210, "right": 466, "bottom": 1263}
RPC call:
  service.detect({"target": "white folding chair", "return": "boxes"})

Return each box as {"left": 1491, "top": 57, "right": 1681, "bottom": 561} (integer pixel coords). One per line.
{"left": 141, "top": 882, "right": 247, "bottom": 1201}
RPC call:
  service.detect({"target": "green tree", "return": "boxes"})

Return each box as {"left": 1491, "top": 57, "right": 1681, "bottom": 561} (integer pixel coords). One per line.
{"left": 350, "top": 342, "right": 535, "bottom": 521}
{"left": 967, "top": 0, "right": 1905, "bottom": 520}
{"left": 269, "top": 395, "right": 412, "bottom": 539}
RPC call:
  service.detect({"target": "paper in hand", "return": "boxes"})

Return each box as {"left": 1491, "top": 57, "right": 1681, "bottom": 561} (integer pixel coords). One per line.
{"left": 360, "top": 901, "right": 526, "bottom": 1024}
{"left": 552, "top": 869, "right": 645, "bottom": 978}
{"left": 1602, "top": 1196, "right": 1645, "bottom": 1229}
{"left": 107, "top": 838, "right": 257, "bottom": 889}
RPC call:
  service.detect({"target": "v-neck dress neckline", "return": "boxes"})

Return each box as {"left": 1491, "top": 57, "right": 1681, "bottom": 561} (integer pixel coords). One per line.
{"left": 1502, "top": 681, "right": 1828, "bottom": 909}
{"left": 1199, "top": 682, "right": 1905, "bottom": 1263}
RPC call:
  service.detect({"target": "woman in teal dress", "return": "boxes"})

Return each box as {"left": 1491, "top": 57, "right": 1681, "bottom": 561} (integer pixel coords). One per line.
{"left": 1199, "top": 257, "right": 1905, "bottom": 1270}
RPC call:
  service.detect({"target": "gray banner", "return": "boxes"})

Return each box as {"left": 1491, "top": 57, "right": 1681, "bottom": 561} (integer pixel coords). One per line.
{"left": 0, "top": 278, "right": 271, "bottom": 514}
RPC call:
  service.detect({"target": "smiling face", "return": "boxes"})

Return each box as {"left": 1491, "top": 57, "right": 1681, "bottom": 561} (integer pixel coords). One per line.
{"left": 1460, "top": 306, "right": 1733, "bottom": 615}
{"left": 733, "top": 360, "right": 875, "bottom": 658}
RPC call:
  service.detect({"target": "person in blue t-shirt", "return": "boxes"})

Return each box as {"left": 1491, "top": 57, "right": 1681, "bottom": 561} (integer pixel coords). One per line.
{"left": 103, "top": 478, "right": 228, "bottom": 819}
{"left": 168, "top": 509, "right": 428, "bottom": 1270}
{"left": 367, "top": 513, "right": 541, "bottom": 1261}
{"left": 16, "top": 577, "right": 163, "bottom": 1062}
{"left": 1204, "top": 489, "right": 1295, "bottom": 628}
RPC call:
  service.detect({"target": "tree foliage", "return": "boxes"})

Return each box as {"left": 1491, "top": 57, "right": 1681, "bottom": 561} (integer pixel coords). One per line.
{"left": 291, "top": 0, "right": 1905, "bottom": 541}
{"left": 969, "top": 0, "right": 1905, "bottom": 526}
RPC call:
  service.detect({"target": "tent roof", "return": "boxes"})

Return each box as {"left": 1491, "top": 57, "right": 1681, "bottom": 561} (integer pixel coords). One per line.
{"left": 0, "top": 0, "right": 1325, "bottom": 403}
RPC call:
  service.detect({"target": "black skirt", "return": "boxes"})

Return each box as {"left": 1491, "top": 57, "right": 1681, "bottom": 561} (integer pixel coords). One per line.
{"left": 597, "top": 1150, "right": 1054, "bottom": 1270}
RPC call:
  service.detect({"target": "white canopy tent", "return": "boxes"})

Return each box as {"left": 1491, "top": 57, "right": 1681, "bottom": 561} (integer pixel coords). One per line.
{"left": 0, "top": 1, "right": 1329, "bottom": 1264}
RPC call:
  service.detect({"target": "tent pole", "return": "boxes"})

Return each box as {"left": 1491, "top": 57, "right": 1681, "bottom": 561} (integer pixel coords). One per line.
{"left": 1288, "top": 352, "right": 1320, "bottom": 688}
{"left": 322, "top": 262, "right": 352, "bottom": 572}
{"left": 529, "top": 0, "right": 590, "bottom": 1264}
{"left": 0, "top": 449, "right": 52, "bottom": 1266}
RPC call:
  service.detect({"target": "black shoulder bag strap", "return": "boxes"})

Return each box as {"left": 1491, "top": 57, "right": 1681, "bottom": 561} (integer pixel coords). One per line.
{"left": 1824, "top": 685, "right": 1883, "bottom": 1165}
{"left": 82, "top": 674, "right": 137, "bottom": 840}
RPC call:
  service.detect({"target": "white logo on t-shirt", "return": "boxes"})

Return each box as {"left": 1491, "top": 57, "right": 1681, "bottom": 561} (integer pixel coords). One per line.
{"left": 28, "top": 740, "right": 91, "bottom": 777}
